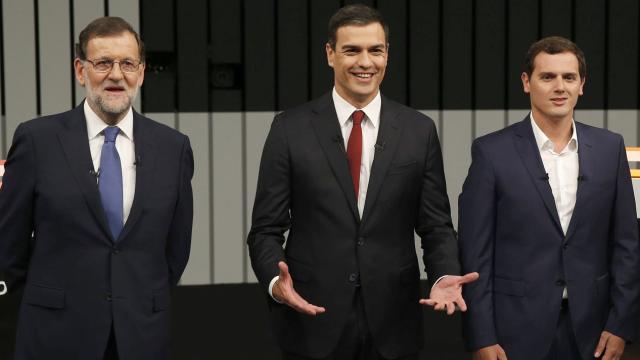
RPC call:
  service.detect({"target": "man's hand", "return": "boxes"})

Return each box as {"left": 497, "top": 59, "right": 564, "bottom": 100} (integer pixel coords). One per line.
{"left": 272, "top": 261, "right": 326, "bottom": 316}
{"left": 473, "top": 344, "right": 508, "bottom": 360}
{"left": 419, "top": 272, "right": 479, "bottom": 314}
{"left": 594, "top": 331, "right": 625, "bottom": 360}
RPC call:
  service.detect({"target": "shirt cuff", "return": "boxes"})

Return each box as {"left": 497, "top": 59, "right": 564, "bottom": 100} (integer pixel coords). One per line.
{"left": 431, "top": 275, "right": 450, "bottom": 290}
{"left": 268, "top": 275, "right": 283, "bottom": 303}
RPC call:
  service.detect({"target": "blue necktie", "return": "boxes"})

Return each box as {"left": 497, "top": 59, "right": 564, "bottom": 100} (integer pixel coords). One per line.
{"left": 99, "top": 126, "right": 123, "bottom": 240}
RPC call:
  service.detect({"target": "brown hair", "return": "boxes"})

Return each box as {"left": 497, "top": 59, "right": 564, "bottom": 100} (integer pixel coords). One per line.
{"left": 524, "top": 36, "right": 586, "bottom": 79}
{"left": 327, "top": 4, "right": 389, "bottom": 49}
{"left": 76, "top": 16, "right": 145, "bottom": 62}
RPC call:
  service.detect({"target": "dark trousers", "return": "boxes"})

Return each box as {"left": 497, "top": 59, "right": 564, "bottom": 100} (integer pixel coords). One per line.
{"left": 103, "top": 325, "right": 119, "bottom": 360}
{"left": 283, "top": 289, "right": 418, "bottom": 360}
{"left": 543, "top": 299, "right": 582, "bottom": 360}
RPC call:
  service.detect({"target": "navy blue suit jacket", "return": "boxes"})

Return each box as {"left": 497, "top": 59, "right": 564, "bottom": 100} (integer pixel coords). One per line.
{"left": 459, "top": 117, "right": 640, "bottom": 359}
{"left": 0, "top": 104, "right": 193, "bottom": 360}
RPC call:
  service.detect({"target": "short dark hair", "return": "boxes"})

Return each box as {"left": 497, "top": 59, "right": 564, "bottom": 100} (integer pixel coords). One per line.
{"left": 76, "top": 16, "right": 145, "bottom": 63}
{"left": 524, "top": 36, "right": 586, "bottom": 79}
{"left": 327, "top": 4, "right": 389, "bottom": 49}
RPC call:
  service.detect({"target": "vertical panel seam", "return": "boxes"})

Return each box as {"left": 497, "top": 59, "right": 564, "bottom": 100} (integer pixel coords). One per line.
{"left": 471, "top": 0, "right": 476, "bottom": 139}
{"left": 0, "top": 0, "right": 6, "bottom": 156}
{"left": 104, "top": 0, "right": 109, "bottom": 16}
{"left": 69, "top": 0, "right": 75, "bottom": 109}
{"left": 34, "top": 0, "right": 41, "bottom": 117}
{"left": 241, "top": 0, "right": 248, "bottom": 283}
{"left": 209, "top": 112, "right": 215, "bottom": 284}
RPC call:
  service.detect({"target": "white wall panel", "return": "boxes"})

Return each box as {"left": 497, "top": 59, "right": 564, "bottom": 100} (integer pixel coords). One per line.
{"left": 212, "top": 112, "right": 244, "bottom": 283}
{"left": 177, "top": 112, "right": 211, "bottom": 285}
{"left": 3, "top": 0, "right": 37, "bottom": 145}
{"left": 607, "top": 110, "right": 638, "bottom": 146}
{"left": 574, "top": 109, "right": 605, "bottom": 128}
{"left": 144, "top": 112, "right": 175, "bottom": 129}
{"left": 244, "top": 111, "right": 274, "bottom": 283}
{"left": 507, "top": 109, "right": 529, "bottom": 125}
{"left": 441, "top": 110, "right": 472, "bottom": 229}
{"left": 475, "top": 110, "right": 506, "bottom": 138}
{"left": 39, "top": 0, "right": 72, "bottom": 115}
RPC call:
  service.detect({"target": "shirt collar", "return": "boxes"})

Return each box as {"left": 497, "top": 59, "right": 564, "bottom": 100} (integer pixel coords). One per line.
{"left": 84, "top": 100, "right": 134, "bottom": 141}
{"left": 332, "top": 87, "right": 381, "bottom": 128}
{"left": 530, "top": 112, "right": 578, "bottom": 153}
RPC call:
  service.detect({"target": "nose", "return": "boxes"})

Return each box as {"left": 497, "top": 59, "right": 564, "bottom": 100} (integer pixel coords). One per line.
{"left": 108, "top": 62, "right": 125, "bottom": 80}
{"left": 357, "top": 51, "right": 373, "bottom": 68}
{"left": 552, "top": 76, "right": 565, "bottom": 93}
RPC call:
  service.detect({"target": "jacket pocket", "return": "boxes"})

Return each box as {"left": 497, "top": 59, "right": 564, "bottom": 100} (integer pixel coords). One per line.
{"left": 493, "top": 277, "right": 526, "bottom": 297}
{"left": 153, "top": 286, "right": 171, "bottom": 312}
{"left": 24, "top": 283, "right": 65, "bottom": 309}
{"left": 388, "top": 160, "right": 417, "bottom": 175}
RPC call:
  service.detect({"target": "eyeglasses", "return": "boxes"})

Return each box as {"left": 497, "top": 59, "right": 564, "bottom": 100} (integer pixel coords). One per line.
{"left": 84, "top": 58, "right": 142, "bottom": 73}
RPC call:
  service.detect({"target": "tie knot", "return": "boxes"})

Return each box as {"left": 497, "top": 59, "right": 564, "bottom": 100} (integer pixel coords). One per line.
{"left": 352, "top": 110, "right": 365, "bottom": 126}
{"left": 103, "top": 127, "right": 120, "bottom": 143}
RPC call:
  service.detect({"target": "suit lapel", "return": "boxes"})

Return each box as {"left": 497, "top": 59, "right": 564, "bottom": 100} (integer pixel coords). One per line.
{"left": 513, "top": 117, "right": 563, "bottom": 234}
{"left": 57, "top": 105, "right": 113, "bottom": 243}
{"left": 565, "top": 122, "right": 593, "bottom": 240}
{"left": 118, "top": 113, "right": 157, "bottom": 242}
{"left": 309, "top": 94, "right": 360, "bottom": 221}
{"left": 361, "top": 97, "right": 403, "bottom": 223}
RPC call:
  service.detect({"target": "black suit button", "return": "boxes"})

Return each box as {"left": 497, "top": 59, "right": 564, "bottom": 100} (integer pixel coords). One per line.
{"left": 106, "top": 293, "right": 112, "bottom": 301}
{"left": 112, "top": 249, "right": 120, "bottom": 255}
{"left": 357, "top": 237, "right": 365, "bottom": 246}
{"left": 562, "top": 242, "right": 569, "bottom": 250}
{"left": 348, "top": 273, "right": 359, "bottom": 283}
{"left": 556, "top": 279, "right": 566, "bottom": 286}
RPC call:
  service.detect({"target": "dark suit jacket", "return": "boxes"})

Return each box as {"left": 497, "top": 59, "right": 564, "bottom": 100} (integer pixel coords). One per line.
{"left": 247, "top": 93, "right": 460, "bottom": 359}
{"left": 459, "top": 117, "right": 640, "bottom": 360}
{"left": 0, "top": 104, "right": 194, "bottom": 360}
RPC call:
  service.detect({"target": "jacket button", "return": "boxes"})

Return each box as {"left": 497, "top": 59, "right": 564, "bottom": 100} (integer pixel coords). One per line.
{"left": 556, "top": 279, "right": 566, "bottom": 286}
{"left": 357, "top": 237, "right": 365, "bottom": 246}
{"left": 562, "top": 242, "right": 569, "bottom": 250}
{"left": 348, "top": 273, "right": 358, "bottom": 283}
{"left": 112, "top": 249, "right": 120, "bottom": 255}
{"left": 106, "top": 293, "right": 112, "bottom": 301}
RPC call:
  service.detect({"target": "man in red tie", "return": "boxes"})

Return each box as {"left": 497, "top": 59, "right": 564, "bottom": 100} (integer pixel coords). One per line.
{"left": 248, "top": 4, "right": 477, "bottom": 360}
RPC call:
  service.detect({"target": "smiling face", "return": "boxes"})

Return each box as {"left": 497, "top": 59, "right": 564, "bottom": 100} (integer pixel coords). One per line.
{"left": 74, "top": 31, "right": 145, "bottom": 125}
{"left": 521, "top": 51, "right": 584, "bottom": 125}
{"left": 326, "top": 22, "right": 388, "bottom": 108}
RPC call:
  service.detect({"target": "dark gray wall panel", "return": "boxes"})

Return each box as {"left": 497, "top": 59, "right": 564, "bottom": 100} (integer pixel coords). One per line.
{"left": 277, "top": 0, "right": 309, "bottom": 110}
{"left": 608, "top": 0, "right": 639, "bottom": 109}
{"left": 309, "top": 0, "right": 340, "bottom": 99}
{"left": 507, "top": 0, "right": 538, "bottom": 109}
{"left": 245, "top": 0, "right": 276, "bottom": 110}
{"left": 408, "top": 0, "right": 440, "bottom": 109}
{"left": 210, "top": 0, "right": 242, "bottom": 111}
{"left": 475, "top": 0, "right": 505, "bottom": 109}
{"left": 442, "top": 0, "right": 472, "bottom": 109}
{"left": 176, "top": 0, "right": 208, "bottom": 111}
{"left": 540, "top": 0, "right": 572, "bottom": 38}
{"left": 575, "top": 0, "right": 606, "bottom": 109}
{"left": 377, "top": 0, "right": 407, "bottom": 104}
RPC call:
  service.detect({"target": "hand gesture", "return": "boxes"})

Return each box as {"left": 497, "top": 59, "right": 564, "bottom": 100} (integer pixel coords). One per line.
{"left": 594, "top": 331, "right": 625, "bottom": 360}
{"left": 419, "top": 272, "right": 479, "bottom": 314}
{"left": 272, "top": 261, "right": 326, "bottom": 316}
{"left": 473, "top": 344, "right": 508, "bottom": 360}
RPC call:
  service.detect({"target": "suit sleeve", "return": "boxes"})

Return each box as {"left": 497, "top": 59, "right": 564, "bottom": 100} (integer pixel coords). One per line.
{"left": 415, "top": 120, "right": 460, "bottom": 286}
{"left": 0, "top": 123, "right": 36, "bottom": 293}
{"left": 165, "top": 135, "right": 194, "bottom": 286}
{"left": 247, "top": 113, "right": 291, "bottom": 292}
{"left": 604, "top": 136, "right": 640, "bottom": 341}
{"left": 458, "top": 140, "right": 498, "bottom": 350}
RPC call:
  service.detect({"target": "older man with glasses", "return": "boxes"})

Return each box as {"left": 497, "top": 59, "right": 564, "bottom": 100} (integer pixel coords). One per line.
{"left": 0, "top": 17, "right": 194, "bottom": 360}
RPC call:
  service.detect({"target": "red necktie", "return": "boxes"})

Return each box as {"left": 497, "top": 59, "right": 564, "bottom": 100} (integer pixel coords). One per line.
{"left": 347, "top": 110, "right": 365, "bottom": 198}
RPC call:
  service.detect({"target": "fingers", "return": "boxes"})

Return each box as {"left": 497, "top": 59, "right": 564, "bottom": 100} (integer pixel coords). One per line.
{"left": 445, "top": 301, "right": 455, "bottom": 315}
{"left": 278, "top": 261, "right": 290, "bottom": 279}
{"left": 594, "top": 332, "right": 609, "bottom": 358}
{"left": 458, "top": 272, "right": 480, "bottom": 284}
{"left": 455, "top": 295, "right": 469, "bottom": 312}
{"left": 497, "top": 345, "right": 508, "bottom": 360}
{"left": 419, "top": 298, "right": 436, "bottom": 306}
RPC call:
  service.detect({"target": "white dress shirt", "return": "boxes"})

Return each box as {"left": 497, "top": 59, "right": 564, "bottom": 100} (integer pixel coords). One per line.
{"left": 85, "top": 101, "right": 136, "bottom": 224}
{"left": 530, "top": 113, "right": 579, "bottom": 299}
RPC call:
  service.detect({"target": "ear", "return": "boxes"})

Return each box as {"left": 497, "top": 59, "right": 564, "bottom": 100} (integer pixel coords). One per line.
{"left": 521, "top": 72, "right": 530, "bottom": 94}
{"left": 137, "top": 62, "right": 145, "bottom": 87}
{"left": 74, "top": 58, "right": 86, "bottom": 87}
{"left": 578, "top": 76, "right": 585, "bottom": 96}
{"left": 326, "top": 43, "right": 335, "bottom": 68}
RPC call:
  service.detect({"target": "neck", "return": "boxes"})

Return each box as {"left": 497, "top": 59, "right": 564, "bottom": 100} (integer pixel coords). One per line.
{"left": 335, "top": 87, "right": 377, "bottom": 109}
{"left": 531, "top": 110, "right": 573, "bottom": 152}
